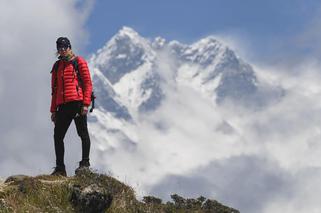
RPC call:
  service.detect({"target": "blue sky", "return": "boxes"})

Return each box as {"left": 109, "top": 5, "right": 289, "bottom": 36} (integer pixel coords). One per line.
{"left": 85, "top": 0, "right": 321, "bottom": 61}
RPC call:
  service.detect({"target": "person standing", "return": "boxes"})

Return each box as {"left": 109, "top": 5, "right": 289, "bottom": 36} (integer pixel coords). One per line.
{"left": 50, "top": 37, "right": 93, "bottom": 176}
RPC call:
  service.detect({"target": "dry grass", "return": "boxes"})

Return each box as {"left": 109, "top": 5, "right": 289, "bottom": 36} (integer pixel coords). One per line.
{"left": 0, "top": 171, "right": 239, "bottom": 213}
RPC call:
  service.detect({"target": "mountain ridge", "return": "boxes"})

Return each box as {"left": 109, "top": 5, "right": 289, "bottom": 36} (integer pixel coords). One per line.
{"left": 89, "top": 26, "right": 263, "bottom": 117}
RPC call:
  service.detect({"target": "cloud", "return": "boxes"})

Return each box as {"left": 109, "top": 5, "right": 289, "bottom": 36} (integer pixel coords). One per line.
{"left": 149, "top": 156, "right": 293, "bottom": 213}
{"left": 262, "top": 167, "right": 321, "bottom": 213}
{"left": 0, "top": 0, "right": 94, "bottom": 177}
{"left": 90, "top": 40, "right": 321, "bottom": 213}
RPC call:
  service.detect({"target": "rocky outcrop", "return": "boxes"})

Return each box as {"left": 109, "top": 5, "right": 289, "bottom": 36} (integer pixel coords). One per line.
{"left": 0, "top": 171, "right": 239, "bottom": 213}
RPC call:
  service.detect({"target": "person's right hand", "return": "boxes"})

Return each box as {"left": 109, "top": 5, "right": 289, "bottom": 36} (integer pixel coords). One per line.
{"left": 51, "top": 112, "right": 56, "bottom": 123}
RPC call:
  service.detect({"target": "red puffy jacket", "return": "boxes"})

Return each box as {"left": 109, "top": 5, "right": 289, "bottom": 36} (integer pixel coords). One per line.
{"left": 50, "top": 56, "right": 93, "bottom": 112}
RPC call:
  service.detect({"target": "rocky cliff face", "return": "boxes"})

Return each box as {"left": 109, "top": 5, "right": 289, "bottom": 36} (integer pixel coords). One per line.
{"left": 0, "top": 171, "right": 239, "bottom": 213}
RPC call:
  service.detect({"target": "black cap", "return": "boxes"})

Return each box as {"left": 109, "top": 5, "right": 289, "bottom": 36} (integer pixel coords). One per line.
{"left": 56, "top": 37, "right": 71, "bottom": 49}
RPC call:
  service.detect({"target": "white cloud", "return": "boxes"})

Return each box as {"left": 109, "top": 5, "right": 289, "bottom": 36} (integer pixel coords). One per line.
{"left": 214, "top": 59, "right": 321, "bottom": 212}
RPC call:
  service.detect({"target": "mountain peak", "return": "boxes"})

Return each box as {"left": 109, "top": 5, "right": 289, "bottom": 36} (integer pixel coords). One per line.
{"left": 91, "top": 26, "right": 154, "bottom": 68}
{"left": 190, "top": 36, "right": 226, "bottom": 51}
{"left": 116, "top": 26, "right": 142, "bottom": 40}
{"left": 199, "top": 36, "right": 220, "bottom": 44}
{"left": 110, "top": 26, "right": 153, "bottom": 53}
{"left": 152, "top": 36, "right": 166, "bottom": 49}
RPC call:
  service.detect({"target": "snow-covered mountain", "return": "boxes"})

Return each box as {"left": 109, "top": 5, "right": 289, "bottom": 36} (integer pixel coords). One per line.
{"left": 89, "top": 27, "right": 163, "bottom": 119}
{"left": 169, "top": 37, "right": 258, "bottom": 104}
{"left": 87, "top": 26, "right": 282, "bottom": 174}
{"left": 89, "top": 27, "right": 269, "bottom": 118}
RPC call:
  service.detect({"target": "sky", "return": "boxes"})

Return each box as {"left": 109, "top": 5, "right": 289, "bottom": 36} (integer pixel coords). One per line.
{"left": 2, "top": 0, "right": 321, "bottom": 212}
{"left": 84, "top": 0, "right": 321, "bottom": 63}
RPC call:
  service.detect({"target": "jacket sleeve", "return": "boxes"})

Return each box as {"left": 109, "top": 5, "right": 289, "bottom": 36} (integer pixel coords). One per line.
{"left": 50, "top": 63, "right": 58, "bottom": 112}
{"left": 77, "top": 56, "right": 93, "bottom": 106}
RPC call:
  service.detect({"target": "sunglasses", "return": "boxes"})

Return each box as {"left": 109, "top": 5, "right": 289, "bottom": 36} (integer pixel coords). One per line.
{"left": 57, "top": 46, "right": 69, "bottom": 51}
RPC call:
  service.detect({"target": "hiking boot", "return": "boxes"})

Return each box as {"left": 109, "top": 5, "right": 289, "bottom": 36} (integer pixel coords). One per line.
{"left": 75, "top": 160, "right": 90, "bottom": 175}
{"left": 51, "top": 166, "right": 67, "bottom": 177}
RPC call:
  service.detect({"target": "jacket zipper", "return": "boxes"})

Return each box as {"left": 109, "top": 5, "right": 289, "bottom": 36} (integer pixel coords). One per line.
{"left": 76, "top": 85, "right": 80, "bottom": 96}
{"left": 62, "top": 61, "right": 66, "bottom": 103}
{"left": 73, "top": 63, "right": 80, "bottom": 97}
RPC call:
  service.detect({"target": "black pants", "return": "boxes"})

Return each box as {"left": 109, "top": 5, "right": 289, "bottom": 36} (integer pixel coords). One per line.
{"left": 54, "top": 101, "right": 91, "bottom": 167}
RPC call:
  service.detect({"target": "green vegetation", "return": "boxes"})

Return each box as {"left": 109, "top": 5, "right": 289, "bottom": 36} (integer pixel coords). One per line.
{"left": 0, "top": 170, "right": 239, "bottom": 213}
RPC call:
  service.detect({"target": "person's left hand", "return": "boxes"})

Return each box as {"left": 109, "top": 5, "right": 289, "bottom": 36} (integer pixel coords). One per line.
{"left": 81, "top": 106, "right": 89, "bottom": 115}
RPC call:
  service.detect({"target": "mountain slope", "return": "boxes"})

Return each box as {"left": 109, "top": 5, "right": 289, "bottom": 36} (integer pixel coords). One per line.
{"left": 169, "top": 36, "right": 258, "bottom": 104}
